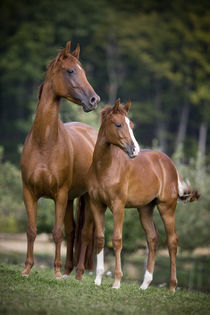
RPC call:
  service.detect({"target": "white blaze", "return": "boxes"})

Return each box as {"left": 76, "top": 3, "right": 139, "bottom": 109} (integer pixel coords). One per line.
{"left": 77, "top": 64, "right": 82, "bottom": 71}
{"left": 125, "top": 117, "right": 140, "bottom": 156}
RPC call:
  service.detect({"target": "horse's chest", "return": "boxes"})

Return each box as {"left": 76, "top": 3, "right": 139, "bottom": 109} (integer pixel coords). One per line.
{"left": 26, "top": 159, "right": 69, "bottom": 198}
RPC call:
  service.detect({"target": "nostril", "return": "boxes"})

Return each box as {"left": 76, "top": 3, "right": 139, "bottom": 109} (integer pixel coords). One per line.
{"left": 90, "top": 96, "right": 96, "bottom": 106}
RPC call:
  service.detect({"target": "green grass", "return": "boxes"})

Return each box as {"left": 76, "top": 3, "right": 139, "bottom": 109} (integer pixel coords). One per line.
{"left": 0, "top": 263, "right": 210, "bottom": 315}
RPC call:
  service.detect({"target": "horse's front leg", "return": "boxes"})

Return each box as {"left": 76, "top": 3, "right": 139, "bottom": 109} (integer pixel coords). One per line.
{"left": 22, "top": 185, "right": 38, "bottom": 276}
{"left": 63, "top": 200, "right": 75, "bottom": 278}
{"left": 90, "top": 199, "right": 106, "bottom": 286}
{"left": 53, "top": 188, "right": 68, "bottom": 279}
{"left": 111, "top": 203, "right": 125, "bottom": 289}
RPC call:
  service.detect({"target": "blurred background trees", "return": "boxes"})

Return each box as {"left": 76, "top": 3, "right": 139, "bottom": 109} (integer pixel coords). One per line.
{"left": 0, "top": 0, "right": 209, "bottom": 251}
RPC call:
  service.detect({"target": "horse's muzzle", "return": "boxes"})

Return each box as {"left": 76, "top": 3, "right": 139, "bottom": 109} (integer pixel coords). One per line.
{"left": 82, "top": 94, "right": 100, "bottom": 112}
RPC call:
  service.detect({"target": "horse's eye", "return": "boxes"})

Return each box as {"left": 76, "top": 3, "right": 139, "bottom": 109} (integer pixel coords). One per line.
{"left": 67, "top": 69, "right": 74, "bottom": 74}
{"left": 115, "top": 123, "right": 122, "bottom": 128}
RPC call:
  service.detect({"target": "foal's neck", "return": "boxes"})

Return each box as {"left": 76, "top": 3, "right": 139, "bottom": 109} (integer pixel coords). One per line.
{"left": 32, "top": 81, "right": 60, "bottom": 146}
{"left": 92, "top": 127, "right": 120, "bottom": 170}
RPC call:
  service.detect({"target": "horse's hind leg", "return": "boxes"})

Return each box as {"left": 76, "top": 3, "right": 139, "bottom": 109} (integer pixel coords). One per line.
{"left": 22, "top": 185, "right": 38, "bottom": 276}
{"left": 63, "top": 200, "right": 75, "bottom": 278}
{"left": 138, "top": 203, "right": 159, "bottom": 290}
{"left": 158, "top": 201, "right": 178, "bottom": 292}
{"left": 75, "top": 194, "right": 95, "bottom": 280}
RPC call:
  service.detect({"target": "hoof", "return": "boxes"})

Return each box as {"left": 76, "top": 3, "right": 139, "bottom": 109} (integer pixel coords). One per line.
{"left": 112, "top": 281, "right": 120, "bottom": 289}
{"left": 94, "top": 277, "right": 102, "bottom": 286}
{"left": 21, "top": 272, "right": 29, "bottom": 278}
{"left": 62, "top": 274, "right": 70, "bottom": 279}
{"left": 54, "top": 271, "right": 62, "bottom": 279}
{"left": 140, "top": 282, "right": 150, "bottom": 290}
{"left": 112, "top": 284, "right": 120, "bottom": 289}
{"left": 169, "top": 287, "right": 176, "bottom": 293}
{"left": 75, "top": 274, "right": 82, "bottom": 281}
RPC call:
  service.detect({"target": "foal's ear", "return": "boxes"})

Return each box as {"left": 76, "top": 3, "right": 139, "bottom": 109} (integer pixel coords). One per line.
{"left": 113, "top": 98, "right": 121, "bottom": 113}
{"left": 63, "top": 41, "right": 71, "bottom": 58}
{"left": 72, "top": 43, "right": 80, "bottom": 59}
{"left": 124, "top": 100, "right": 131, "bottom": 113}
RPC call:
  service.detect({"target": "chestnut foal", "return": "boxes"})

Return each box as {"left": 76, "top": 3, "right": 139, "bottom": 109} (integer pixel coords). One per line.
{"left": 86, "top": 99, "right": 199, "bottom": 291}
{"left": 21, "top": 41, "right": 99, "bottom": 278}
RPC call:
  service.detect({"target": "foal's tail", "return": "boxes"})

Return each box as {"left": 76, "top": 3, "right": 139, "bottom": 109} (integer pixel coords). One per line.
{"left": 177, "top": 171, "right": 200, "bottom": 203}
{"left": 75, "top": 195, "right": 95, "bottom": 270}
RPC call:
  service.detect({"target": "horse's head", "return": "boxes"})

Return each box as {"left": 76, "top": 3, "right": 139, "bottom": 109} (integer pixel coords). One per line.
{"left": 100, "top": 99, "right": 140, "bottom": 158}
{"left": 47, "top": 41, "right": 100, "bottom": 112}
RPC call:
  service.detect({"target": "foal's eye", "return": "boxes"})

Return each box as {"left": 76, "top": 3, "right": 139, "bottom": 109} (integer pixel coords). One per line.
{"left": 67, "top": 69, "right": 74, "bottom": 74}
{"left": 115, "top": 123, "right": 122, "bottom": 128}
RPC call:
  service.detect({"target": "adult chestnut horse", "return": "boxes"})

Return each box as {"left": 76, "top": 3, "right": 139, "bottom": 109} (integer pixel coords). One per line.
{"left": 21, "top": 41, "right": 99, "bottom": 278}
{"left": 85, "top": 99, "right": 199, "bottom": 291}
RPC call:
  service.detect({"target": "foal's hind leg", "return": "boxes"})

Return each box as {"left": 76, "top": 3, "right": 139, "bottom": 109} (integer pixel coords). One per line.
{"left": 158, "top": 201, "right": 178, "bottom": 292}
{"left": 138, "top": 203, "right": 159, "bottom": 290}
{"left": 22, "top": 185, "right": 38, "bottom": 276}
{"left": 63, "top": 200, "right": 75, "bottom": 278}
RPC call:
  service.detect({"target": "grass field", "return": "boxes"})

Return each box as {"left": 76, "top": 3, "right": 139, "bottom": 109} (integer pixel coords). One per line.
{"left": 1, "top": 262, "right": 210, "bottom": 315}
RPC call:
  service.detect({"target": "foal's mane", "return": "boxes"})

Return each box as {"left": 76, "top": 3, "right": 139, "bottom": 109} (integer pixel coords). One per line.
{"left": 100, "top": 104, "right": 128, "bottom": 123}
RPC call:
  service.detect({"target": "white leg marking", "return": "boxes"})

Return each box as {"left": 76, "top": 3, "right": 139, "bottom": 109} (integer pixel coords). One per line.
{"left": 140, "top": 270, "right": 153, "bottom": 290}
{"left": 125, "top": 117, "right": 140, "bottom": 156}
{"left": 62, "top": 274, "right": 70, "bottom": 279}
{"left": 94, "top": 249, "right": 104, "bottom": 286}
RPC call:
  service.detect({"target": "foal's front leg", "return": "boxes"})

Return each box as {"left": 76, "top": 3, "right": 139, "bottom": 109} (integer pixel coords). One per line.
{"left": 111, "top": 204, "right": 125, "bottom": 289}
{"left": 53, "top": 189, "right": 68, "bottom": 278}
{"left": 90, "top": 199, "right": 106, "bottom": 286}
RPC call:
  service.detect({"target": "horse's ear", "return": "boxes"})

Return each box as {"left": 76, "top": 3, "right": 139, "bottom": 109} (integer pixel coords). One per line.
{"left": 113, "top": 98, "right": 121, "bottom": 113}
{"left": 72, "top": 43, "right": 80, "bottom": 59}
{"left": 63, "top": 41, "right": 71, "bottom": 58}
{"left": 124, "top": 100, "right": 131, "bottom": 113}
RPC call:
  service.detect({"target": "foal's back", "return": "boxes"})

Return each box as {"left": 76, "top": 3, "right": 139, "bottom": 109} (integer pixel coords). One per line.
{"left": 126, "top": 150, "right": 178, "bottom": 207}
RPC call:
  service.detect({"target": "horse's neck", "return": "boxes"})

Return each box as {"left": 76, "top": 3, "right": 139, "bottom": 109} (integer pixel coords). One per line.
{"left": 32, "top": 82, "right": 60, "bottom": 146}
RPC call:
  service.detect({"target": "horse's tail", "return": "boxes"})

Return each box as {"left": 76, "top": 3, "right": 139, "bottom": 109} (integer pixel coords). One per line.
{"left": 75, "top": 195, "right": 95, "bottom": 270}
{"left": 177, "top": 171, "right": 200, "bottom": 203}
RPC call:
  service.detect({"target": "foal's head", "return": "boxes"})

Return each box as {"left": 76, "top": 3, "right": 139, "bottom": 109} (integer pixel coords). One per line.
{"left": 100, "top": 99, "right": 140, "bottom": 158}
{"left": 47, "top": 41, "right": 100, "bottom": 112}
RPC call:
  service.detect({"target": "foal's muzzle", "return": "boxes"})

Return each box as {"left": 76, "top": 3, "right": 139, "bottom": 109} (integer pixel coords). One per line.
{"left": 125, "top": 143, "right": 139, "bottom": 158}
